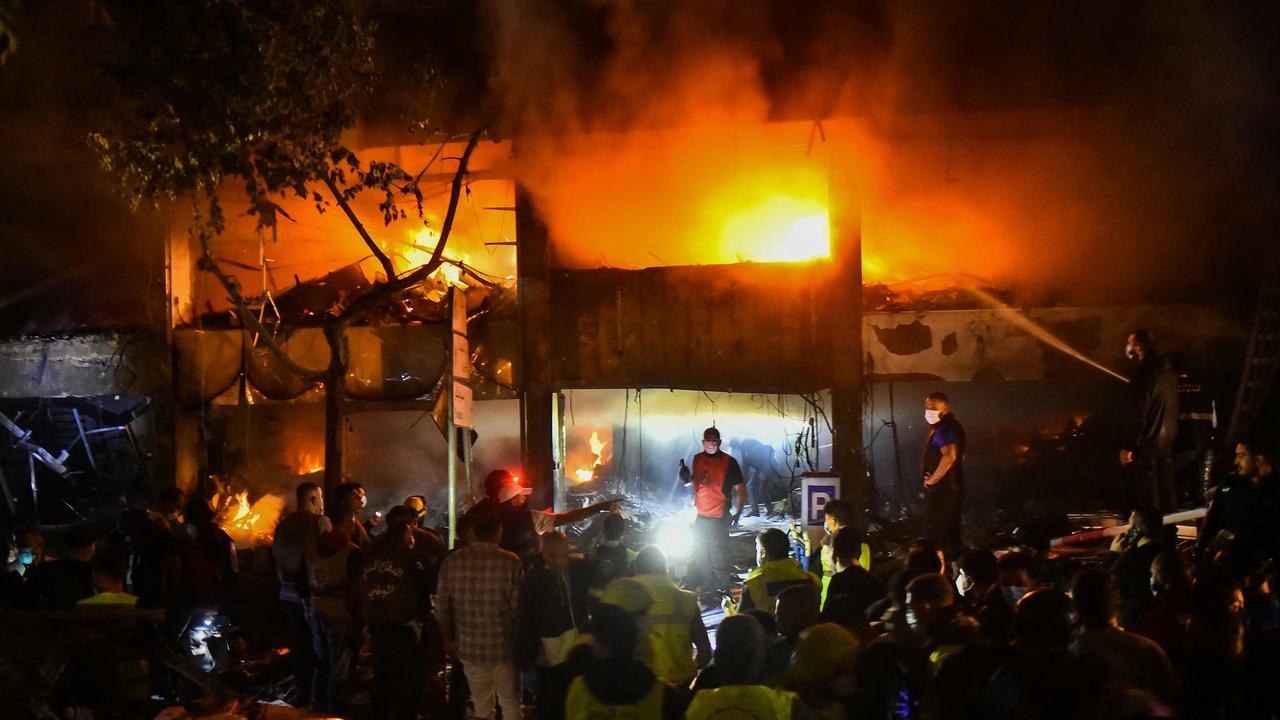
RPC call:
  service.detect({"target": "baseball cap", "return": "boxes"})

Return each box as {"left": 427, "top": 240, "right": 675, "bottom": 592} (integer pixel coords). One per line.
{"left": 601, "top": 577, "right": 653, "bottom": 615}
{"left": 496, "top": 476, "right": 532, "bottom": 503}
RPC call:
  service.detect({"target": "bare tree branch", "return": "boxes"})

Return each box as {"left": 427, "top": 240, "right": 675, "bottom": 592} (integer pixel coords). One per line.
{"left": 196, "top": 228, "right": 327, "bottom": 384}
{"left": 324, "top": 175, "right": 396, "bottom": 280}
{"left": 337, "top": 129, "right": 485, "bottom": 324}
{"left": 408, "top": 134, "right": 465, "bottom": 189}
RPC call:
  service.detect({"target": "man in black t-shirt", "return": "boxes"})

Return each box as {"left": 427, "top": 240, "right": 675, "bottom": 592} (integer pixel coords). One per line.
{"left": 821, "top": 526, "right": 885, "bottom": 627}
{"left": 922, "top": 391, "right": 966, "bottom": 558}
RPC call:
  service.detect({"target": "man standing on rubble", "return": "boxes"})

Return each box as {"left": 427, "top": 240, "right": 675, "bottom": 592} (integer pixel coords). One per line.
{"left": 1119, "top": 329, "right": 1180, "bottom": 516}
{"left": 922, "top": 392, "right": 966, "bottom": 558}
{"left": 686, "top": 427, "right": 746, "bottom": 591}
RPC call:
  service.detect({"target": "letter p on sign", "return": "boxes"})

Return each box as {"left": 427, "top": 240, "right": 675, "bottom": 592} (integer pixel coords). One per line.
{"left": 801, "top": 475, "right": 840, "bottom": 527}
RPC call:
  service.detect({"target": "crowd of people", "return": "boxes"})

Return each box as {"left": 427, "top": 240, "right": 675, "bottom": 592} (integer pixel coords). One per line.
{"left": 1, "top": 427, "right": 1277, "bottom": 719}
{"left": 253, "top": 447, "right": 1275, "bottom": 720}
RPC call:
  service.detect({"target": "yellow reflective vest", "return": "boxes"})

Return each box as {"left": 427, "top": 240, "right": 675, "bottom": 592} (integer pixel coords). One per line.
{"left": 740, "top": 559, "right": 821, "bottom": 616}
{"left": 632, "top": 573, "right": 701, "bottom": 684}
{"left": 565, "top": 674, "right": 665, "bottom": 719}
{"left": 686, "top": 684, "right": 798, "bottom": 720}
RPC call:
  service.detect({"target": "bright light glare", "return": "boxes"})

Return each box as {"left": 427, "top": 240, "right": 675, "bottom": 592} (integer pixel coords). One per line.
{"left": 718, "top": 196, "right": 830, "bottom": 263}
{"left": 655, "top": 515, "right": 694, "bottom": 561}
{"left": 783, "top": 215, "right": 830, "bottom": 261}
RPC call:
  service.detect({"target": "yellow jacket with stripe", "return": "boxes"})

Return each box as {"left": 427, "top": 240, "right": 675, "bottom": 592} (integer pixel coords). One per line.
{"left": 736, "top": 559, "right": 821, "bottom": 615}
{"left": 632, "top": 573, "right": 702, "bottom": 684}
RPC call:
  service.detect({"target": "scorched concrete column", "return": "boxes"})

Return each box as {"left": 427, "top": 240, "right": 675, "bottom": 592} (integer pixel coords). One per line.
{"left": 829, "top": 160, "right": 867, "bottom": 514}
{"left": 516, "top": 184, "right": 556, "bottom": 508}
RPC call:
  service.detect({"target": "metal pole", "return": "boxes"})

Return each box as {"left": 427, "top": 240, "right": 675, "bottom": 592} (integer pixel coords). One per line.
{"left": 447, "top": 288, "right": 458, "bottom": 549}
{"left": 0, "top": 465, "right": 14, "bottom": 516}
{"left": 551, "top": 392, "right": 564, "bottom": 512}
{"left": 462, "top": 425, "right": 473, "bottom": 501}
{"left": 72, "top": 408, "right": 97, "bottom": 471}
{"left": 28, "top": 454, "right": 38, "bottom": 525}
{"left": 447, "top": 419, "right": 457, "bottom": 549}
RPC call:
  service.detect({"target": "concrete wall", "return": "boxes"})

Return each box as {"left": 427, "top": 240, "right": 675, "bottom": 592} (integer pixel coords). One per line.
{"left": 0, "top": 332, "right": 154, "bottom": 398}
{"left": 864, "top": 304, "right": 1246, "bottom": 384}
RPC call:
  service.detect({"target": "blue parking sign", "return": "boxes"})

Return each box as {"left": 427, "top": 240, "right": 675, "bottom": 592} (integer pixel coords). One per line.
{"left": 801, "top": 475, "right": 840, "bottom": 527}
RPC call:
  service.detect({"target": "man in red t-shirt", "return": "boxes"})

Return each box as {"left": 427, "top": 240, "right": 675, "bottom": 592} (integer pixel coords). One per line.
{"left": 685, "top": 427, "right": 746, "bottom": 590}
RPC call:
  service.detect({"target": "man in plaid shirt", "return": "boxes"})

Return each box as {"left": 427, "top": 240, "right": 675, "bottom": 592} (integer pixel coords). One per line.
{"left": 436, "top": 512, "right": 524, "bottom": 720}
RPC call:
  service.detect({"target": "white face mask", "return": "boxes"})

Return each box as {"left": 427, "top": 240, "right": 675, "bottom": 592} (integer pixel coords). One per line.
{"left": 924, "top": 409, "right": 942, "bottom": 425}
{"left": 703, "top": 442, "right": 719, "bottom": 455}
{"left": 1125, "top": 344, "right": 1139, "bottom": 360}
{"left": 957, "top": 572, "right": 975, "bottom": 598}
{"left": 905, "top": 606, "right": 919, "bottom": 631}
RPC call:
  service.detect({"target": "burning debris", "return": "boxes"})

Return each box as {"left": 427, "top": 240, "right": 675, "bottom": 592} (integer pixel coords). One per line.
{"left": 210, "top": 478, "right": 286, "bottom": 549}
{"left": 197, "top": 259, "right": 514, "bottom": 330}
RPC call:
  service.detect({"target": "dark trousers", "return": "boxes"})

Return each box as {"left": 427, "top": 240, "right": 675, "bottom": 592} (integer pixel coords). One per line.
{"left": 691, "top": 514, "right": 729, "bottom": 589}
{"left": 370, "top": 624, "right": 423, "bottom": 720}
{"left": 744, "top": 469, "right": 767, "bottom": 514}
{"left": 924, "top": 484, "right": 963, "bottom": 557}
{"left": 1129, "top": 450, "right": 1177, "bottom": 516}
{"left": 281, "top": 600, "right": 316, "bottom": 706}
{"left": 312, "top": 612, "right": 359, "bottom": 714}
{"left": 1175, "top": 449, "right": 1214, "bottom": 505}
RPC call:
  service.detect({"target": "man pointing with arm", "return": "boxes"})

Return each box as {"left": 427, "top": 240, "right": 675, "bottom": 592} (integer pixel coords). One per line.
{"left": 466, "top": 469, "right": 617, "bottom": 568}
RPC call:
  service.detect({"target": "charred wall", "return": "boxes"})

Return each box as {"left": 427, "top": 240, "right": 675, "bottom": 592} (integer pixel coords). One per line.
{"left": 546, "top": 263, "right": 834, "bottom": 393}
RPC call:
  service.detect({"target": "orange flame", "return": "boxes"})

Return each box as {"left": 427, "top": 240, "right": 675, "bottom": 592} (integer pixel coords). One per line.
{"left": 396, "top": 227, "right": 468, "bottom": 287}
{"left": 294, "top": 449, "right": 324, "bottom": 476}
{"left": 568, "top": 429, "right": 612, "bottom": 484}
{"left": 216, "top": 490, "right": 286, "bottom": 548}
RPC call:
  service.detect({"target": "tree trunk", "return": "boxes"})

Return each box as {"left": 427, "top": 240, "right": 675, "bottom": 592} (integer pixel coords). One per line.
{"left": 323, "top": 373, "right": 343, "bottom": 493}
{"left": 321, "top": 320, "right": 349, "bottom": 493}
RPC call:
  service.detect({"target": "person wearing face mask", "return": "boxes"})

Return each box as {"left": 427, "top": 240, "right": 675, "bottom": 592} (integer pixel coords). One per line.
{"left": 1118, "top": 329, "right": 1180, "bottom": 516}
{"left": 327, "top": 482, "right": 375, "bottom": 548}
{"left": 996, "top": 551, "right": 1039, "bottom": 609}
{"left": 685, "top": 426, "right": 746, "bottom": 591}
{"left": 903, "top": 574, "right": 983, "bottom": 674}
{"left": 921, "top": 391, "right": 966, "bottom": 559}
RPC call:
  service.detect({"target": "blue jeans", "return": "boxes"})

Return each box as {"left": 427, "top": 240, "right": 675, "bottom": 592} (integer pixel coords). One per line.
{"left": 312, "top": 611, "right": 359, "bottom": 713}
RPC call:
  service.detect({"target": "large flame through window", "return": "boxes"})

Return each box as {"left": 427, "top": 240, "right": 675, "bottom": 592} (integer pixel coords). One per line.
{"left": 566, "top": 427, "right": 614, "bottom": 484}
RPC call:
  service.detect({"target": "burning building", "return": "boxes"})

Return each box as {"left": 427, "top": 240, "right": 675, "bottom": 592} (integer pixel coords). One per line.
{"left": 0, "top": 1, "right": 1273, "bottom": 538}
